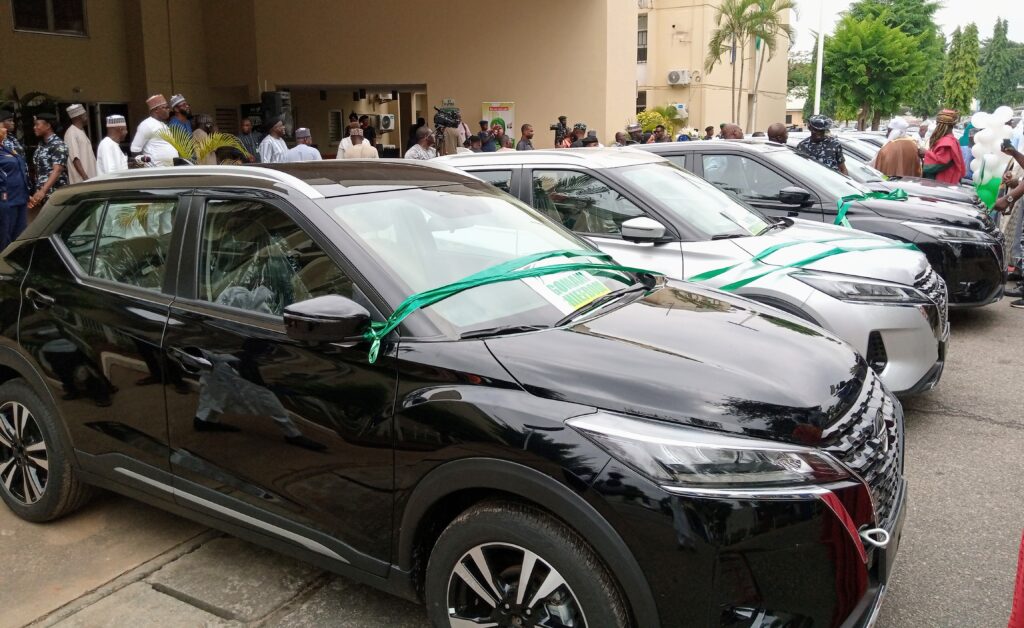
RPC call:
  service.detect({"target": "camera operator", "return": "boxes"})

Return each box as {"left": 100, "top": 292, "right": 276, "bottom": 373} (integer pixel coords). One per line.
{"left": 549, "top": 115, "right": 568, "bottom": 148}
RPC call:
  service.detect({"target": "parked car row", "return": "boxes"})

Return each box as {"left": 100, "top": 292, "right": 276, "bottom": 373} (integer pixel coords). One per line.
{"left": 0, "top": 151, "right": 956, "bottom": 626}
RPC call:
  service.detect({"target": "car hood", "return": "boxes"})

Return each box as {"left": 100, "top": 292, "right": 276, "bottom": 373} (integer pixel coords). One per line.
{"left": 487, "top": 281, "right": 867, "bottom": 447}
{"left": 728, "top": 219, "right": 929, "bottom": 285}
{"left": 866, "top": 179, "right": 977, "bottom": 206}
{"left": 858, "top": 196, "right": 990, "bottom": 230}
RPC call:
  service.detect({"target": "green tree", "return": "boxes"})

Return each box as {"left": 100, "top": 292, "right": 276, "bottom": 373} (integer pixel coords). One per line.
{"left": 979, "top": 18, "right": 1023, "bottom": 110}
{"left": 823, "top": 14, "right": 926, "bottom": 129}
{"left": 849, "top": 0, "right": 945, "bottom": 116}
{"left": 942, "top": 24, "right": 980, "bottom": 116}
{"left": 747, "top": 0, "right": 797, "bottom": 131}
{"left": 649, "top": 105, "right": 686, "bottom": 135}
{"left": 705, "top": 0, "right": 760, "bottom": 124}
{"left": 788, "top": 51, "right": 814, "bottom": 92}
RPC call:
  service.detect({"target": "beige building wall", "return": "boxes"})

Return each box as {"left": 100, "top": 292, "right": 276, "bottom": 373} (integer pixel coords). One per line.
{"left": 638, "top": 0, "right": 790, "bottom": 134}
{"left": 250, "top": 0, "right": 636, "bottom": 147}
{"left": 3, "top": 0, "right": 635, "bottom": 147}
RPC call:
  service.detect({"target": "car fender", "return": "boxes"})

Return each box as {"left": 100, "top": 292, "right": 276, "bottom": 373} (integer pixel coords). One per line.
{"left": 396, "top": 457, "right": 660, "bottom": 627}
{"left": 0, "top": 343, "right": 76, "bottom": 453}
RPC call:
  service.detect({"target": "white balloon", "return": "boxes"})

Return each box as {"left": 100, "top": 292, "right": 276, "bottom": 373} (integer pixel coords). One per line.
{"left": 993, "top": 106, "right": 1014, "bottom": 124}
{"left": 975, "top": 128, "right": 997, "bottom": 145}
{"left": 972, "top": 144, "right": 987, "bottom": 159}
{"left": 970, "top": 159, "right": 981, "bottom": 181}
{"left": 971, "top": 111, "right": 992, "bottom": 128}
{"left": 998, "top": 125, "right": 1014, "bottom": 141}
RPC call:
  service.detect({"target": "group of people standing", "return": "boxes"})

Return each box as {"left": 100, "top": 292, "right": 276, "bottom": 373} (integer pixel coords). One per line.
{"left": 872, "top": 109, "right": 966, "bottom": 184}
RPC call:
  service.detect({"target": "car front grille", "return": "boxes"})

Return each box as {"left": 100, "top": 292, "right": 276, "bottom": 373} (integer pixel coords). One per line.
{"left": 820, "top": 372, "right": 903, "bottom": 528}
{"left": 915, "top": 266, "right": 948, "bottom": 337}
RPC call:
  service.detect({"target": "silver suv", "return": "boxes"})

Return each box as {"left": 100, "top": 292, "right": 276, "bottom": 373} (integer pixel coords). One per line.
{"left": 440, "top": 149, "right": 949, "bottom": 395}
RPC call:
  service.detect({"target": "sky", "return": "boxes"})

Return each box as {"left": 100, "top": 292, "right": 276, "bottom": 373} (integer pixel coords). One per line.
{"left": 791, "top": 0, "right": 1024, "bottom": 53}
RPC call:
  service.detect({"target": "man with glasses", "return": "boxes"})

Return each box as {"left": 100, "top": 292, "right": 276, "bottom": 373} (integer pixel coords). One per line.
{"left": 130, "top": 94, "right": 177, "bottom": 166}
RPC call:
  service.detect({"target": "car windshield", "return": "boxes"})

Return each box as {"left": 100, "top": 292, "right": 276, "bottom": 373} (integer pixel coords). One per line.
{"left": 767, "top": 149, "right": 870, "bottom": 198}
{"left": 614, "top": 162, "right": 770, "bottom": 238}
{"left": 320, "top": 183, "right": 634, "bottom": 336}
{"left": 844, "top": 155, "right": 886, "bottom": 183}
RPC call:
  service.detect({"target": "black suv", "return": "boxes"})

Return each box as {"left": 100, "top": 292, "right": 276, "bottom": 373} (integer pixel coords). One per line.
{"left": 639, "top": 141, "right": 1005, "bottom": 307}
{"left": 0, "top": 162, "right": 904, "bottom": 627}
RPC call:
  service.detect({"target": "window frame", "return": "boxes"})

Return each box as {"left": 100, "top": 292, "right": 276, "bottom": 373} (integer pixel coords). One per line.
{"left": 177, "top": 192, "right": 364, "bottom": 326}
{"left": 527, "top": 167, "right": 674, "bottom": 241}
{"left": 701, "top": 152, "right": 797, "bottom": 203}
{"left": 51, "top": 192, "right": 188, "bottom": 298}
{"left": 637, "top": 13, "right": 648, "bottom": 63}
{"left": 11, "top": 0, "right": 88, "bottom": 37}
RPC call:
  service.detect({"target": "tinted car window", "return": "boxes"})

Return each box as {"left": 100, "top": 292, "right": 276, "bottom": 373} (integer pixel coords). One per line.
{"left": 702, "top": 154, "right": 792, "bottom": 201}
{"left": 532, "top": 170, "right": 643, "bottom": 235}
{"left": 59, "top": 199, "right": 176, "bottom": 291}
{"left": 474, "top": 170, "right": 513, "bottom": 194}
{"left": 663, "top": 154, "right": 686, "bottom": 169}
{"left": 199, "top": 199, "right": 352, "bottom": 316}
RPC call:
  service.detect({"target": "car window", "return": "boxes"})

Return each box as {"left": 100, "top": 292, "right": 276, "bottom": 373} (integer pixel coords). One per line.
{"left": 199, "top": 199, "right": 353, "bottom": 317}
{"left": 616, "top": 162, "right": 768, "bottom": 237}
{"left": 58, "top": 199, "right": 177, "bottom": 291}
{"left": 473, "top": 170, "right": 513, "bottom": 194}
{"left": 663, "top": 154, "right": 687, "bottom": 169}
{"left": 702, "top": 154, "right": 792, "bottom": 201}
{"left": 531, "top": 170, "right": 643, "bottom": 235}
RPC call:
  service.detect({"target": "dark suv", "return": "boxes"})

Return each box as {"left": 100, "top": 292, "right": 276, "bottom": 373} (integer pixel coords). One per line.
{"left": 0, "top": 162, "right": 904, "bottom": 627}
{"left": 639, "top": 141, "right": 1005, "bottom": 307}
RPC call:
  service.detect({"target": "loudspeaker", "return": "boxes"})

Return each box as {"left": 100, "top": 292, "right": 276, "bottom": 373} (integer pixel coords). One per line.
{"left": 319, "top": 90, "right": 327, "bottom": 101}
{"left": 391, "top": 90, "right": 399, "bottom": 101}
{"left": 358, "top": 88, "right": 367, "bottom": 100}
{"left": 261, "top": 91, "right": 293, "bottom": 136}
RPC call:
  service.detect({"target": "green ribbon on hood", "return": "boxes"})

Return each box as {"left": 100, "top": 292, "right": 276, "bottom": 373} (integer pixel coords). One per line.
{"left": 687, "top": 235, "right": 920, "bottom": 292}
{"left": 834, "top": 188, "right": 909, "bottom": 227}
{"left": 362, "top": 249, "right": 659, "bottom": 363}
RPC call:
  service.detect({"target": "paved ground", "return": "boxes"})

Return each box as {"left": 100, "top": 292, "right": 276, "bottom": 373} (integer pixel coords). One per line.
{"left": 1, "top": 302, "right": 1022, "bottom": 628}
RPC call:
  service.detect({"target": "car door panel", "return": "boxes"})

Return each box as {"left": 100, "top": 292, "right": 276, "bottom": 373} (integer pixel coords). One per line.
{"left": 18, "top": 194, "right": 186, "bottom": 474}
{"left": 162, "top": 195, "right": 397, "bottom": 570}
{"left": 701, "top": 153, "right": 824, "bottom": 221}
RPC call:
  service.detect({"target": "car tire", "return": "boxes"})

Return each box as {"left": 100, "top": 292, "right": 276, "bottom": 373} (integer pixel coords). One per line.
{"left": 0, "top": 379, "right": 93, "bottom": 522}
{"left": 425, "top": 501, "right": 630, "bottom": 628}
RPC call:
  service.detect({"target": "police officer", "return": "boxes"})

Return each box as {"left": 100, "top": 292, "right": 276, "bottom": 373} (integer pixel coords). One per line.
{"left": 28, "top": 113, "right": 69, "bottom": 214}
{"left": 0, "top": 114, "right": 30, "bottom": 247}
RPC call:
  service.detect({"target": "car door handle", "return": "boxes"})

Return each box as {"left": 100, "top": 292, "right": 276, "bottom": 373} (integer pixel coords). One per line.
{"left": 24, "top": 287, "right": 55, "bottom": 309}
{"left": 168, "top": 347, "right": 213, "bottom": 372}
{"left": 787, "top": 211, "right": 799, "bottom": 217}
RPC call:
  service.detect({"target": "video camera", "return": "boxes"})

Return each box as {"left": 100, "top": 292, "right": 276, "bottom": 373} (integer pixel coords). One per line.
{"left": 434, "top": 107, "right": 460, "bottom": 129}
{"left": 549, "top": 116, "right": 568, "bottom": 146}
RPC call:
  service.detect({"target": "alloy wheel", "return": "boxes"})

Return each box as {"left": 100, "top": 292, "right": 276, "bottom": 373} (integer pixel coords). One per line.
{"left": 447, "top": 542, "right": 587, "bottom": 628}
{"left": 0, "top": 401, "right": 48, "bottom": 504}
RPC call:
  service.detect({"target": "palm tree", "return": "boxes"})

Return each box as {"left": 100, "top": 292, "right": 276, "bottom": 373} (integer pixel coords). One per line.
{"left": 158, "top": 125, "right": 250, "bottom": 164}
{"left": 704, "top": 0, "right": 760, "bottom": 124}
{"left": 747, "top": 0, "right": 797, "bottom": 131}
{"left": 651, "top": 105, "right": 686, "bottom": 136}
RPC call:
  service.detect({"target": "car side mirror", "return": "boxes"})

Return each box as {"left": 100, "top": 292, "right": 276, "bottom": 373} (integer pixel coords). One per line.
{"left": 621, "top": 217, "right": 667, "bottom": 242}
{"left": 284, "top": 295, "right": 370, "bottom": 343}
{"left": 778, "top": 186, "right": 812, "bottom": 206}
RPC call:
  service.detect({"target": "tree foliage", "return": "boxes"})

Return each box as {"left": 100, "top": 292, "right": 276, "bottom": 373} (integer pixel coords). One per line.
{"left": 636, "top": 110, "right": 667, "bottom": 134}
{"left": 979, "top": 18, "right": 1023, "bottom": 110}
{"left": 788, "top": 51, "right": 814, "bottom": 93}
{"left": 942, "top": 24, "right": 980, "bottom": 116}
{"left": 747, "top": 0, "right": 797, "bottom": 130}
{"left": 823, "top": 14, "right": 926, "bottom": 129}
{"left": 849, "top": 0, "right": 944, "bottom": 116}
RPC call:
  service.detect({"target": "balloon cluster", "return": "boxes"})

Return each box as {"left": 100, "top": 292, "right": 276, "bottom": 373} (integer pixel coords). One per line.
{"left": 970, "top": 106, "right": 1015, "bottom": 182}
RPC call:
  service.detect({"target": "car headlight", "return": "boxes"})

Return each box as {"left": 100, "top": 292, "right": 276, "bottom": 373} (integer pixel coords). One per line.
{"left": 567, "top": 412, "right": 850, "bottom": 489}
{"left": 792, "top": 270, "right": 930, "bottom": 304}
{"left": 902, "top": 221, "right": 991, "bottom": 242}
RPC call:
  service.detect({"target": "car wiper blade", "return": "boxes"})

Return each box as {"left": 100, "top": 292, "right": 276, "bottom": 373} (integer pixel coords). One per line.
{"left": 554, "top": 283, "right": 647, "bottom": 327}
{"left": 711, "top": 233, "right": 747, "bottom": 240}
{"left": 460, "top": 325, "right": 548, "bottom": 339}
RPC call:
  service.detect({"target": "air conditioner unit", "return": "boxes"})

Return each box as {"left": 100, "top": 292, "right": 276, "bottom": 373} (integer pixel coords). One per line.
{"left": 380, "top": 114, "right": 396, "bottom": 132}
{"left": 667, "top": 69, "right": 692, "bottom": 86}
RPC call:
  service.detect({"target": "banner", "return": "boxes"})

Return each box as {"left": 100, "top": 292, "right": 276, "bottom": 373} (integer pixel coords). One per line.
{"left": 482, "top": 102, "right": 516, "bottom": 141}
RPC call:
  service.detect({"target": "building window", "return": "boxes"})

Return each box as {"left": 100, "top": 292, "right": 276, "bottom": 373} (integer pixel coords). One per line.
{"left": 328, "top": 110, "right": 343, "bottom": 143}
{"left": 636, "top": 91, "right": 647, "bottom": 115}
{"left": 785, "top": 114, "right": 793, "bottom": 124}
{"left": 12, "top": 0, "right": 87, "bottom": 35}
{"left": 637, "top": 14, "right": 648, "bottom": 63}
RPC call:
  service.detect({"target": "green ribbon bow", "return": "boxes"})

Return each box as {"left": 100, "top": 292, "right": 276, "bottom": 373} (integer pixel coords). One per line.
{"left": 688, "top": 235, "right": 920, "bottom": 292}
{"left": 835, "top": 188, "right": 909, "bottom": 227}
{"left": 361, "top": 249, "right": 659, "bottom": 363}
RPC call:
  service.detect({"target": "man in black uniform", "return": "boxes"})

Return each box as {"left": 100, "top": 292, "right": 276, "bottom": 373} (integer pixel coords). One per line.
{"left": 796, "top": 115, "right": 848, "bottom": 175}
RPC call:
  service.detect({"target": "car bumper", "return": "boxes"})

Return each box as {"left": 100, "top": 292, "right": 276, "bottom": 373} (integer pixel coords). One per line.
{"left": 915, "top": 239, "right": 1004, "bottom": 307}
{"left": 799, "top": 290, "right": 945, "bottom": 395}
{"left": 591, "top": 463, "right": 909, "bottom": 627}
